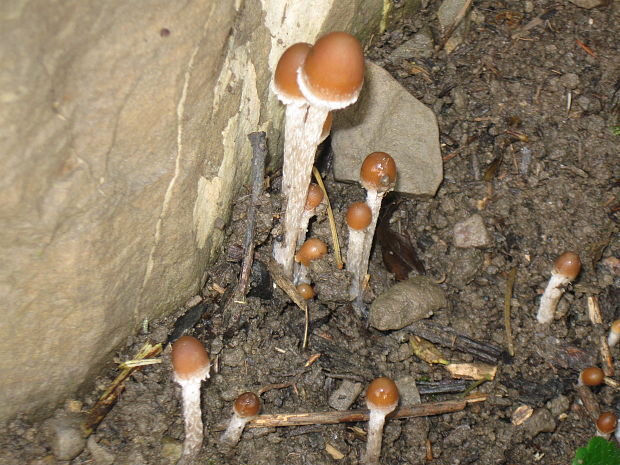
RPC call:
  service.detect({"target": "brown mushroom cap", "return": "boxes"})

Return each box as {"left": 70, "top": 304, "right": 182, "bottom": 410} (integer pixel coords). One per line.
{"left": 580, "top": 366, "right": 604, "bottom": 386}
{"left": 346, "top": 202, "right": 372, "bottom": 230}
{"left": 360, "top": 152, "right": 397, "bottom": 192}
{"left": 366, "top": 377, "right": 399, "bottom": 409}
{"left": 553, "top": 252, "right": 581, "bottom": 280}
{"left": 172, "top": 336, "right": 210, "bottom": 380}
{"left": 296, "top": 283, "right": 315, "bottom": 300}
{"left": 274, "top": 42, "right": 312, "bottom": 103}
{"left": 305, "top": 184, "right": 324, "bottom": 210}
{"left": 233, "top": 392, "right": 261, "bottom": 418}
{"left": 295, "top": 238, "right": 328, "bottom": 266}
{"left": 299, "top": 31, "right": 364, "bottom": 106}
{"left": 612, "top": 319, "right": 620, "bottom": 335}
{"left": 596, "top": 412, "right": 618, "bottom": 434}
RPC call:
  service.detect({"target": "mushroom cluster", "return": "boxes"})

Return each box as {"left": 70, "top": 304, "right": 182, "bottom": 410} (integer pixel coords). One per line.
{"left": 272, "top": 32, "right": 365, "bottom": 277}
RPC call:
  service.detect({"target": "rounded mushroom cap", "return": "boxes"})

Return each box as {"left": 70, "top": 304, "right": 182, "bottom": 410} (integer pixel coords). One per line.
{"left": 296, "top": 283, "right": 315, "bottom": 300}
{"left": 553, "top": 252, "right": 581, "bottom": 280}
{"left": 366, "top": 377, "right": 399, "bottom": 410}
{"left": 305, "top": 184, "right": 324, "bottom": 210}
{"left": 360, "top": 152, "right": 397, "bottom": 192}
{"left": 295, "top": 238, "right": 328, "bottom": 266}
{"left": 298, "top": 31, "right": 364, "bottom": 108}
{"left": 171, "top": 336, "right": 210, "bottom": 380}
{"left": 274, "top": 42, "right": 312, "bottom": 105}
{"left": 580, "top": 366, "right": 604, "bottom": 386}
{"left": 596, "top": 412, "right": 618, "bottom": 434}
{"left": 233, "top": 392, "right": 261, "bottom": 418}
{"left": 611, "top": 319, "right": 620, "bottom": 335}
{"left": 346, "top": 202, "right": 372, "bottom": 230}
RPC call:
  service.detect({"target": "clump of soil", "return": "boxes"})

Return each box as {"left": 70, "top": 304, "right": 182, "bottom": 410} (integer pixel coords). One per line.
{"left": 1, "top": 1, "right": 619, "bottom": 464}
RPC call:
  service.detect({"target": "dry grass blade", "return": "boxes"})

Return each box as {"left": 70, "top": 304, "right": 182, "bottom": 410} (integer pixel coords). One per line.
{"left": 312, "top": 167, "right": 343, "bottom": 269}
{"left": 504, "top": 267, "right": 517, "bottom": 356}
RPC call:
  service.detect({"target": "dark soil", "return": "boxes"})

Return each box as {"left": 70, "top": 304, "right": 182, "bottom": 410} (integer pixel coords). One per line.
{"left": 2, "top": 0, "right": 619, "bottom": 464}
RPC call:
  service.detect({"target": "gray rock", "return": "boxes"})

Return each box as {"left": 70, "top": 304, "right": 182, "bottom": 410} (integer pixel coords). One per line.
{"left": 332, "top": 61, "right": 443, "bottom": 196}
{"left": 390, "top": 33, "right": 434, "bottom": 60}
{"left": 523, "top": 408, "right": 556, "bottom": 438}
{"left": 328, "top": 380, "right": 363, "bottom": 411}
{"left": 437, "top": 0, "right": 470, "bottom": 53}
{"left": 568, "top": 0, "right": 606, "bottom": 8}
{"left": 221, "top": 347, "right": 246, "bottom": 367}
{"left": 395, "top": 376, "right": 421, "bottom": 405}
{"left": 43, "top": 413, "right": 86, "bottom": 461}
{"left": 453, "top": 214, "right": 491, "bottom": 248}
{"left": 559, "top": 72, "right": 581, "bottom": 90}
{"left": 448, "top": 248, "right": 483, "bottom": 289}
{"left": 87, "top": 436, "right": 115, "bottom": 465}
{"left": 369, "top": 276, "right": 448, "bottom": 330}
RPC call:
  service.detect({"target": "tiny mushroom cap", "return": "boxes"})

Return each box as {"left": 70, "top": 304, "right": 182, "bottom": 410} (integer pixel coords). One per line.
{"left": 172, "top": 336, "right": 210, "bottom": 381}
{"left": 305, "top": 183, "right": 324, "bottom": 210}
{"left": 612, "top": 319, "right": 620, "bottom": 335}
{"left": 296, "top": 283, "right": 315, "bottom": 300}
{"left": 580, "top": 366, "right": 604, "bottom": 386}
{"left": 346, "top": 202, "right": 372, "bottom": 230}
{"left": 273, "top": 42, "right": 312, "bottom": 105}
{"left": 597, "top": 412, "right": 618, "bottom": 435}
{"left": 233, "top": 392, "right": 261, "bottom": 418}
{"left": 360, "top": 152, "right": 397, "bottom": 192}
{"left": 366, "top": 377, "right": 399, "bottom": 410}
{"left": 553, "top": 252, "right": 581, "bottom": 280}
{"left": 295, "top": 238, "right": 328, "bottom": 266}
{"left": 298, "top": 31, "right": 365, "bottom": 109}
{"left": 609, "top": 319, "right": 620, "bottom": 347}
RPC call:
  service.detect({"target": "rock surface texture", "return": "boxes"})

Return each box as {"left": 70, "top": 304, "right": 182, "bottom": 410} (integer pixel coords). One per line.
{"left": 0, "top": 0, "right": 419, "bottom": 421}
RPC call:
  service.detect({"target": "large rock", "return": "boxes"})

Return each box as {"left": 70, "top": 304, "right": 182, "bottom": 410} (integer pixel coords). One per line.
{"left": 332, "top": 61, "right": 442, "bottom": 196}
{"left": 0, "top": 0, "right": 419, "bottom": 421}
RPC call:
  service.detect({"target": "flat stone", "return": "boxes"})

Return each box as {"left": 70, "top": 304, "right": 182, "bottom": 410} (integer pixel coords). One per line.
{"left": 43, "top": 412, "right": 86, "bottom": 461}
{"left": 332, "top": 62, "right": 442, "bottom": 196}
{"left": 328, "top": 380, "right": 363, "bottom": 411}
{"left": 395, "top": 376, "right": 421, "bottom": 405}
{"left": 369, "top": 276, "right": 448, "bottom": 331}
{"left": 523, "top": 408, "right": 556, "bottom": 438}
{"left": 453, "top": 214, "right": 491, "bottom": 248}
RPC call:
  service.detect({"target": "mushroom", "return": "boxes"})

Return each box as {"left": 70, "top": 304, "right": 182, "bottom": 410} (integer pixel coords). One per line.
{"left": 596, "top": 412, "right": 618, "bottom": 439}
{"left": 353, "top": 152, "right": 397, "bottom": 304}
{"left": 298, "top": 183, "right": 324, "bottom": 248}
{"left": 220, "top": 392, "right": 261, "bottom": 448}
{"left": 171, "top": 336, "right": 210, "bottom": 464}
{"left": 536, "top": 251, "right": 581, "bottom": 324}
{"left": 364, "top": 377, "right": 399, "bottom": 465}
{"left": 296, "top": 283, "right": 315, "bottom": 300}
{"left": 345, "top": 201, "right": 373, "bottom": 301}
{"left": 608, "top": 319, "right": 620, "bottom": 348}
{"left": 579, "top": 366, "right": 604, "bottom": 387}
{"left": 294, "top": 238, "right": 328, "bottom": 285}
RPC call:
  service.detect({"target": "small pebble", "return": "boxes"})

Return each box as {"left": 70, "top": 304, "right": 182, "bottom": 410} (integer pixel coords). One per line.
{"left": 453, "top": 214, "right": 491, "bottom": 248}
{"left": 328, "top": 380, "right": 363, "bottom": 411}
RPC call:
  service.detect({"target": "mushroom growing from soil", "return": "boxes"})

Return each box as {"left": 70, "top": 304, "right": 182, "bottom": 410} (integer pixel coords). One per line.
{"left": 352, "top": 152, "right": 397, "bottom": 304}
{"left": 596, "top": 412, "right": 618, "bottom": 439}
{"left": 171, "top": 336, "right": 210, "bottom": 464}
{"left": 273, "top": 32, "right": 363, "bottom": 277}
{"left": 345, "top": 201, "right": 373, "bottom": 301}
{"left": 608, "top": 319, "right": 620, "bottom": 348}
{"left": 298, "top": 183, "right": 324, "bottom": 248}
{"left": 579, "top": 366, "right": 604, "bottom": 386}
{"left": 296, "top": 282, "right": 315, "bottom": 300}
{"left": 536, "top": 251, "right": 581, "bottom": 324}
{"left": 294, "top": 238, "right": 328, "bottom": 285}
{"left": 364, "top": 377, "right": 399, "bottom": 465}
{"left": 220, "top": 392, "right": 261, "bottom": 448}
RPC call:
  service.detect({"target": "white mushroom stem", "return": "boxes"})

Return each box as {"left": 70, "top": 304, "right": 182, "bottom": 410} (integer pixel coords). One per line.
{"left": 220, "top": 415, "right": 252, "bottom": 447}
{"left": 347, "top": 227, "right": 368, "bottom": 300}
{"left": 175, "top": 376, "right": 205, "bottom": 465}
{"left": 364, "top": 408, "right": 387, "bottom": 465}
{"left": 281, "top": 103, "right": 309, "bottom": 197}
{"left": 274, "top": 106, "right": 328, "bottom": 276}
{"left": 609, "top": 332, "right": 620, "bottom": 348}
{"left": 536, "top": 272, "right": 571, "bottom": 324}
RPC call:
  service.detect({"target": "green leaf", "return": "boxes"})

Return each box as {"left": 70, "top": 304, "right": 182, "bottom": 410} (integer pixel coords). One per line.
{"left": 572, "top": 437, "right": 620, "bottom": 465}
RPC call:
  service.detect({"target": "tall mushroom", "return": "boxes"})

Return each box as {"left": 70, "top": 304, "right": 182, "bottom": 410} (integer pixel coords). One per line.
{"left": 171, "top": 336, "right": 210, "bottom": 465}
{"left": 536, "top": 251, "right": 581, "bottom": 324}
{"left": 364, "top": 377, "right": 399, "bottom": 465}
{"left": 272, "top": 32, "right": 364, "bottom": 277}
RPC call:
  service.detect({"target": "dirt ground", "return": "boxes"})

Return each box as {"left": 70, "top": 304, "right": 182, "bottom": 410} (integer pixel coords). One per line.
{"left": 2, "top": 0, "right": 619, "bottom": 464}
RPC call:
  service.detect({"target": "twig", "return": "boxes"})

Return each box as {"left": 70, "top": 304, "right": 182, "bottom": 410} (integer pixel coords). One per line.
{"left": 312, "top": 167, "right": 343, "bottom": 269}
{"left": 437, "top": 0, "right": 473, "bottom": 52}
{"left": 234, "top": 132, "right": 267, "bottom": 303}
{"left": 504, "top": 268, "right": 517, "bottom": 357}
{"left": 213, "top": 394, "right": 486, "bottom": 431}
{"left": 266, "top": 259, "right": 310, "bottom": 348}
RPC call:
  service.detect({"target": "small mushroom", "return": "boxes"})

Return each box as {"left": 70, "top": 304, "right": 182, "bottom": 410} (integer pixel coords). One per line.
{"left": 608, "top": 319, "right": 620, "bottom": 348}
{"left": 296, "top": 283, "right": 315, "bottom": 300}
{"left": 294, "top": 238, "right": 328, "bottom": 285}
{"left": 579, "top": 366, "right": 604, "bottom": 386}
{"left": 596, "top": 412, "right": 618, "bottom": 439}
{"left": 171, "top": 336, "right": 210, "bottom": 464}
{"left": 536, "top": 251, "right": 581, "bottom": 324}
{"left": 220, "top": 392, "right": 261, "bottom": 448}
{"left": 364, "top": 377, "right": 399, "bottom": 465}
{"left": 345, "top": 201, "right": 373, "bottom": 301}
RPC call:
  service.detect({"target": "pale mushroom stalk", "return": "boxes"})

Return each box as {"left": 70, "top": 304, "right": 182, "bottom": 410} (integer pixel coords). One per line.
{"left": 536, "top": 251, "right": 581, "bottom": 324}
{"left": 297, "top": 183, "right": 324, "bottom": 249}
{"left": 220, "top": 392, "right": 260, "bottom": 448}
{"left": 345, "top": 202, "right": 372, "bottom": 301}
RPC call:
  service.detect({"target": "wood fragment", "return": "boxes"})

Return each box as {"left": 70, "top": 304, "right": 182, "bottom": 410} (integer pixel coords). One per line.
{"left": 416, "top": 380, "right": 468, "bottom": 395}
{"left": 504, "top": 268, "right": 517, "bottom": 357}
{"left": 601, "top": 335, "right": 614, "bottom": 377}
{"left": 313, "top": 167, "right": 343, "bottom": 269}
{"left": 511, "top": 405, "right": 533, "bottom": 426}
{"left": 212, "top": 395, "right": 486, "bottom": 431}
{"left": 409, "top": 335, "right": 448, "bottom": 365}
{"left": 446, "top": 363, "right": 497, "bottom": 380}
{"left": 575, "top": 385, "right": 600, "bottom": 421}
{"left": 234, "top": 132, "right": 267, "bottom": 303}
{"left": 588, "top": 295, "right": 604, "bottom": 325}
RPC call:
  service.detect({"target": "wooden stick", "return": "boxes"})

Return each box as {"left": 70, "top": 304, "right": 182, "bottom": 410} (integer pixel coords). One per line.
{"left": 213, "top": 395, "right": 486, "bottom": 431}
{"left": 312, "top": 167, "right": 343, "bottom": 269}
{"left": 234, "top": 131, "right": 267, "bottom": 303}
{"left": 503, "top": 268, "right": 517, "bottom": 357}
